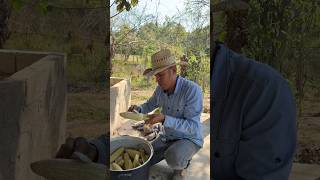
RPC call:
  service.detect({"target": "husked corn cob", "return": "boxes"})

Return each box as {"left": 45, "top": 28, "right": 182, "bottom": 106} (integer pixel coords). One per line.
{"left": 124, "top": 153, "right": 133, "bottom": 170}
{"left": 132, "top": 154, "right": 141, "bottom": 168}
{"left": 110, "top": 147, "right": 124, "bottom": 163}
{"left": 112, "top": 163, "right": 123, "bottom": 170}
{"left": 145, "top": 154, "right": 150, "bottom": 159}
{"left": 126, "top": 149, "right": 141, "bottom": 159}
{"left": 144, "top": 154, "right": 150, "bottom": 162}
{"left": 117, "top": 159, "right": 124, "bottom": 167}
{"left": 115, "top": 156, "right": 123, "bottom": 164}
{"left": 139, "top": 148, "right": 146, "bottom": 163}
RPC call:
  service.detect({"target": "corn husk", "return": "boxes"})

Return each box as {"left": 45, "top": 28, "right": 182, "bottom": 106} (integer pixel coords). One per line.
{"left": 119, "top": 112, "right": 148, "bottom": 121}
{"left": 30, "top": 159, "right": 106, "bottom": 180}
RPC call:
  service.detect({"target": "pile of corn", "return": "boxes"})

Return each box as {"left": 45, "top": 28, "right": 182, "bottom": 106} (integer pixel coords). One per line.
{"left": 110, "top": 147, "right": 150, "bottom": 170}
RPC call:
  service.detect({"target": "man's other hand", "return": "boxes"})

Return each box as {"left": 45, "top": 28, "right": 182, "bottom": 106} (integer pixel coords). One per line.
{"left": 55, "top": 137, "right": 98, "bottom": 162}
{"left": 128, "top": 105, "right": 139, "bottom": 112}
{"left": 145, "top": 113, "right": 165, "bottom": 125}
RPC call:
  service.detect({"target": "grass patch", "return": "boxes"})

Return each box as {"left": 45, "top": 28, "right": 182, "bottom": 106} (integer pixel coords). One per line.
{"left": 67, "top": 93, "right": 107, "bottom": 123}
{"left": 66, "top": 92, "right": 108, "bottom": 138}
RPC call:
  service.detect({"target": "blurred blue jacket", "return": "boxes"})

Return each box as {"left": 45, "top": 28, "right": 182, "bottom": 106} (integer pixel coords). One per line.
{"left": 211, "top": 43, "right": 297, "bottom": 180}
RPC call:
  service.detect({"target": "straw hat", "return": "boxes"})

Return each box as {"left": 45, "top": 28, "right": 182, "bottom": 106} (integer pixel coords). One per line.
{"left": 143, "top": 49, "right": 187, "bottom": 76}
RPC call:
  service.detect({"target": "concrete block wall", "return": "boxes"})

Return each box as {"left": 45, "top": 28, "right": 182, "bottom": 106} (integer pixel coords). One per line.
{"left": 110, "top": 77, "right": 131, "bottom": 134}
{"left": 0, "top": 50, "right": 67, "bottom": 180}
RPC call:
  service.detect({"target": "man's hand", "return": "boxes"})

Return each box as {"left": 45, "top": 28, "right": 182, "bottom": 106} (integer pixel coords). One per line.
{"left": 55, "top": 137, "right": 98, "bottom": 162}
{"left": 128, "top": 105, "right": 140, "bottom": 112}
{"left": 145, "top": 113, "right": 165, "bottom": 125}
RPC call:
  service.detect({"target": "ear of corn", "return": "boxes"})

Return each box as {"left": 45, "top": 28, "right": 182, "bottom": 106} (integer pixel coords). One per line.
{"left": 125, "top": 149, "right": 141, "bottom": 159}
{"left": 120, "top": 112, "right": 148, "bottom": 121}
{"left": 145, "top": 154, "right": 150, "bottom": 159}
{"left": 139, "top": 148, "right": 146, "bottom": 164}
{"left": 139, "top": 148, "right": 148, "bottom": 163}
{"left": 115, "top": 156, "right": 123, "bottom": 164}
{"left": 30, "top": 159, "right": 106, "bottom": 180}
{"left": 112, "top": 163, "right": 123, "bottom": 171}
{"left": 123, "top": 153, "right": 133, "bottom": 170}
{"left": 117, "top": 159, "right": 124, "bottom": 167}
{"left": 110, "top": 147, "right": 124, "bottom": 163}
{"left": 132, "top": 154, "right": 140, "bottom": 168}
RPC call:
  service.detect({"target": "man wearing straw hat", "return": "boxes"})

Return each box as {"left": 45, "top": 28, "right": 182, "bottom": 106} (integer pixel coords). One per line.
{"left": 55, "top": 49, "right": 203, "bottom": 180}
{"left": 128, "top": 49, "right": 204, "bottom": 180}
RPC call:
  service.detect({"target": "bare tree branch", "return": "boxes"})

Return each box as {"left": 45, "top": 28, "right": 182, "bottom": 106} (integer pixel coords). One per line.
{"left": 111, "top": 11, "right": 122, "bottom": 19}
{"left": 109, "top": 0, "right": 116, "bottom": 8}
{"left": 112, "top": 2, "right": 150, "bottom": 45}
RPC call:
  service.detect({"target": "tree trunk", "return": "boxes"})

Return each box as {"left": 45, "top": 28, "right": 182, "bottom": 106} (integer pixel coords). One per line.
{"left": 106, "top": 0, "right": 112, "bottom": 78}
{"left": 225, "top": 0, "right": 249, "bottom": 53}
{"left": 144, "top": 56, "right": 148, "bottom": 69}
{"left": 180, "top": 55, "right": 188, "bottom": 78}
{"left": 295, "top": 49, "right": 306, "bottom": 129}
{"left": 124, "top": 53, "right": 130, "bottom": 61}
{"left": 0, "top": 0, "right": 10, "bottom": 48}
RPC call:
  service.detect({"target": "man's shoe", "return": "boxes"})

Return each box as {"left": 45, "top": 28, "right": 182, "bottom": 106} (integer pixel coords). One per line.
{"left": 172, "top": 169, "right": 187, "bottom": 180}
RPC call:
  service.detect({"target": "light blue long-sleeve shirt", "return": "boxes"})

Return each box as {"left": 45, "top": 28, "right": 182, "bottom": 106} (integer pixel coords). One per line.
{"left": 138, "top": 76, "right": 204, "bottom": 147}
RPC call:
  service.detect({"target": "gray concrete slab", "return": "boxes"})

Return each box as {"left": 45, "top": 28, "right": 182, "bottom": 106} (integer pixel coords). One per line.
{"left": 290, "top": 163, "right": 320, "bottom": 180}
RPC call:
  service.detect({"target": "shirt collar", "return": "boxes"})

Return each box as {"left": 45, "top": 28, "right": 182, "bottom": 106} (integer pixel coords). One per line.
{"left": 163, "top": 75, "right": 181, "bottom": 96}
{"left": 173, "top": 75, "right": 181, "bottom": 95}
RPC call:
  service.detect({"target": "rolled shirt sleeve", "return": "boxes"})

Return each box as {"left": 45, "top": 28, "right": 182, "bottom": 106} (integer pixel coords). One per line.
{"left": 139, "top": 87, "right": 160, "bottom": 114}
{"left": 89, "top": 134, "right": 108, "bottom": 165}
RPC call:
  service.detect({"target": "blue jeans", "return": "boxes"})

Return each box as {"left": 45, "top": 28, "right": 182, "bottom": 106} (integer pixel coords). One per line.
{"left": 150, "top": 137, "right": 201, "bottom": 170}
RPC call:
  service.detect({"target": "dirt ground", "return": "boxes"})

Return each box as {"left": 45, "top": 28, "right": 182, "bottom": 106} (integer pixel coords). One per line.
{"left": 295, "top": 96, "right": 320, "bottom": 164}
{"left": 66, "top": 85, "right": 108, "bottom": 139}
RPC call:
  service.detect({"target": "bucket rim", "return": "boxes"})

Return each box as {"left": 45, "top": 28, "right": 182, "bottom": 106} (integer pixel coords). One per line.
{"left": 110, "top": 135, "right": 154, "bottom": 172}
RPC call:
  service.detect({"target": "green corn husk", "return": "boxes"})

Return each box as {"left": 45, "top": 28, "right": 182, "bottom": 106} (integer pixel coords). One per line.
{"left": 30, "top": 159, "right": 107, "bottom": 180}
{"left": 119, "top": 112, "right": 148, "bottom": 121}
{"left": 148, "top": 107, "right": 162, "bottom": 115}
{"left": 120, "top": 107, "right": 162, "bottom": 121}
